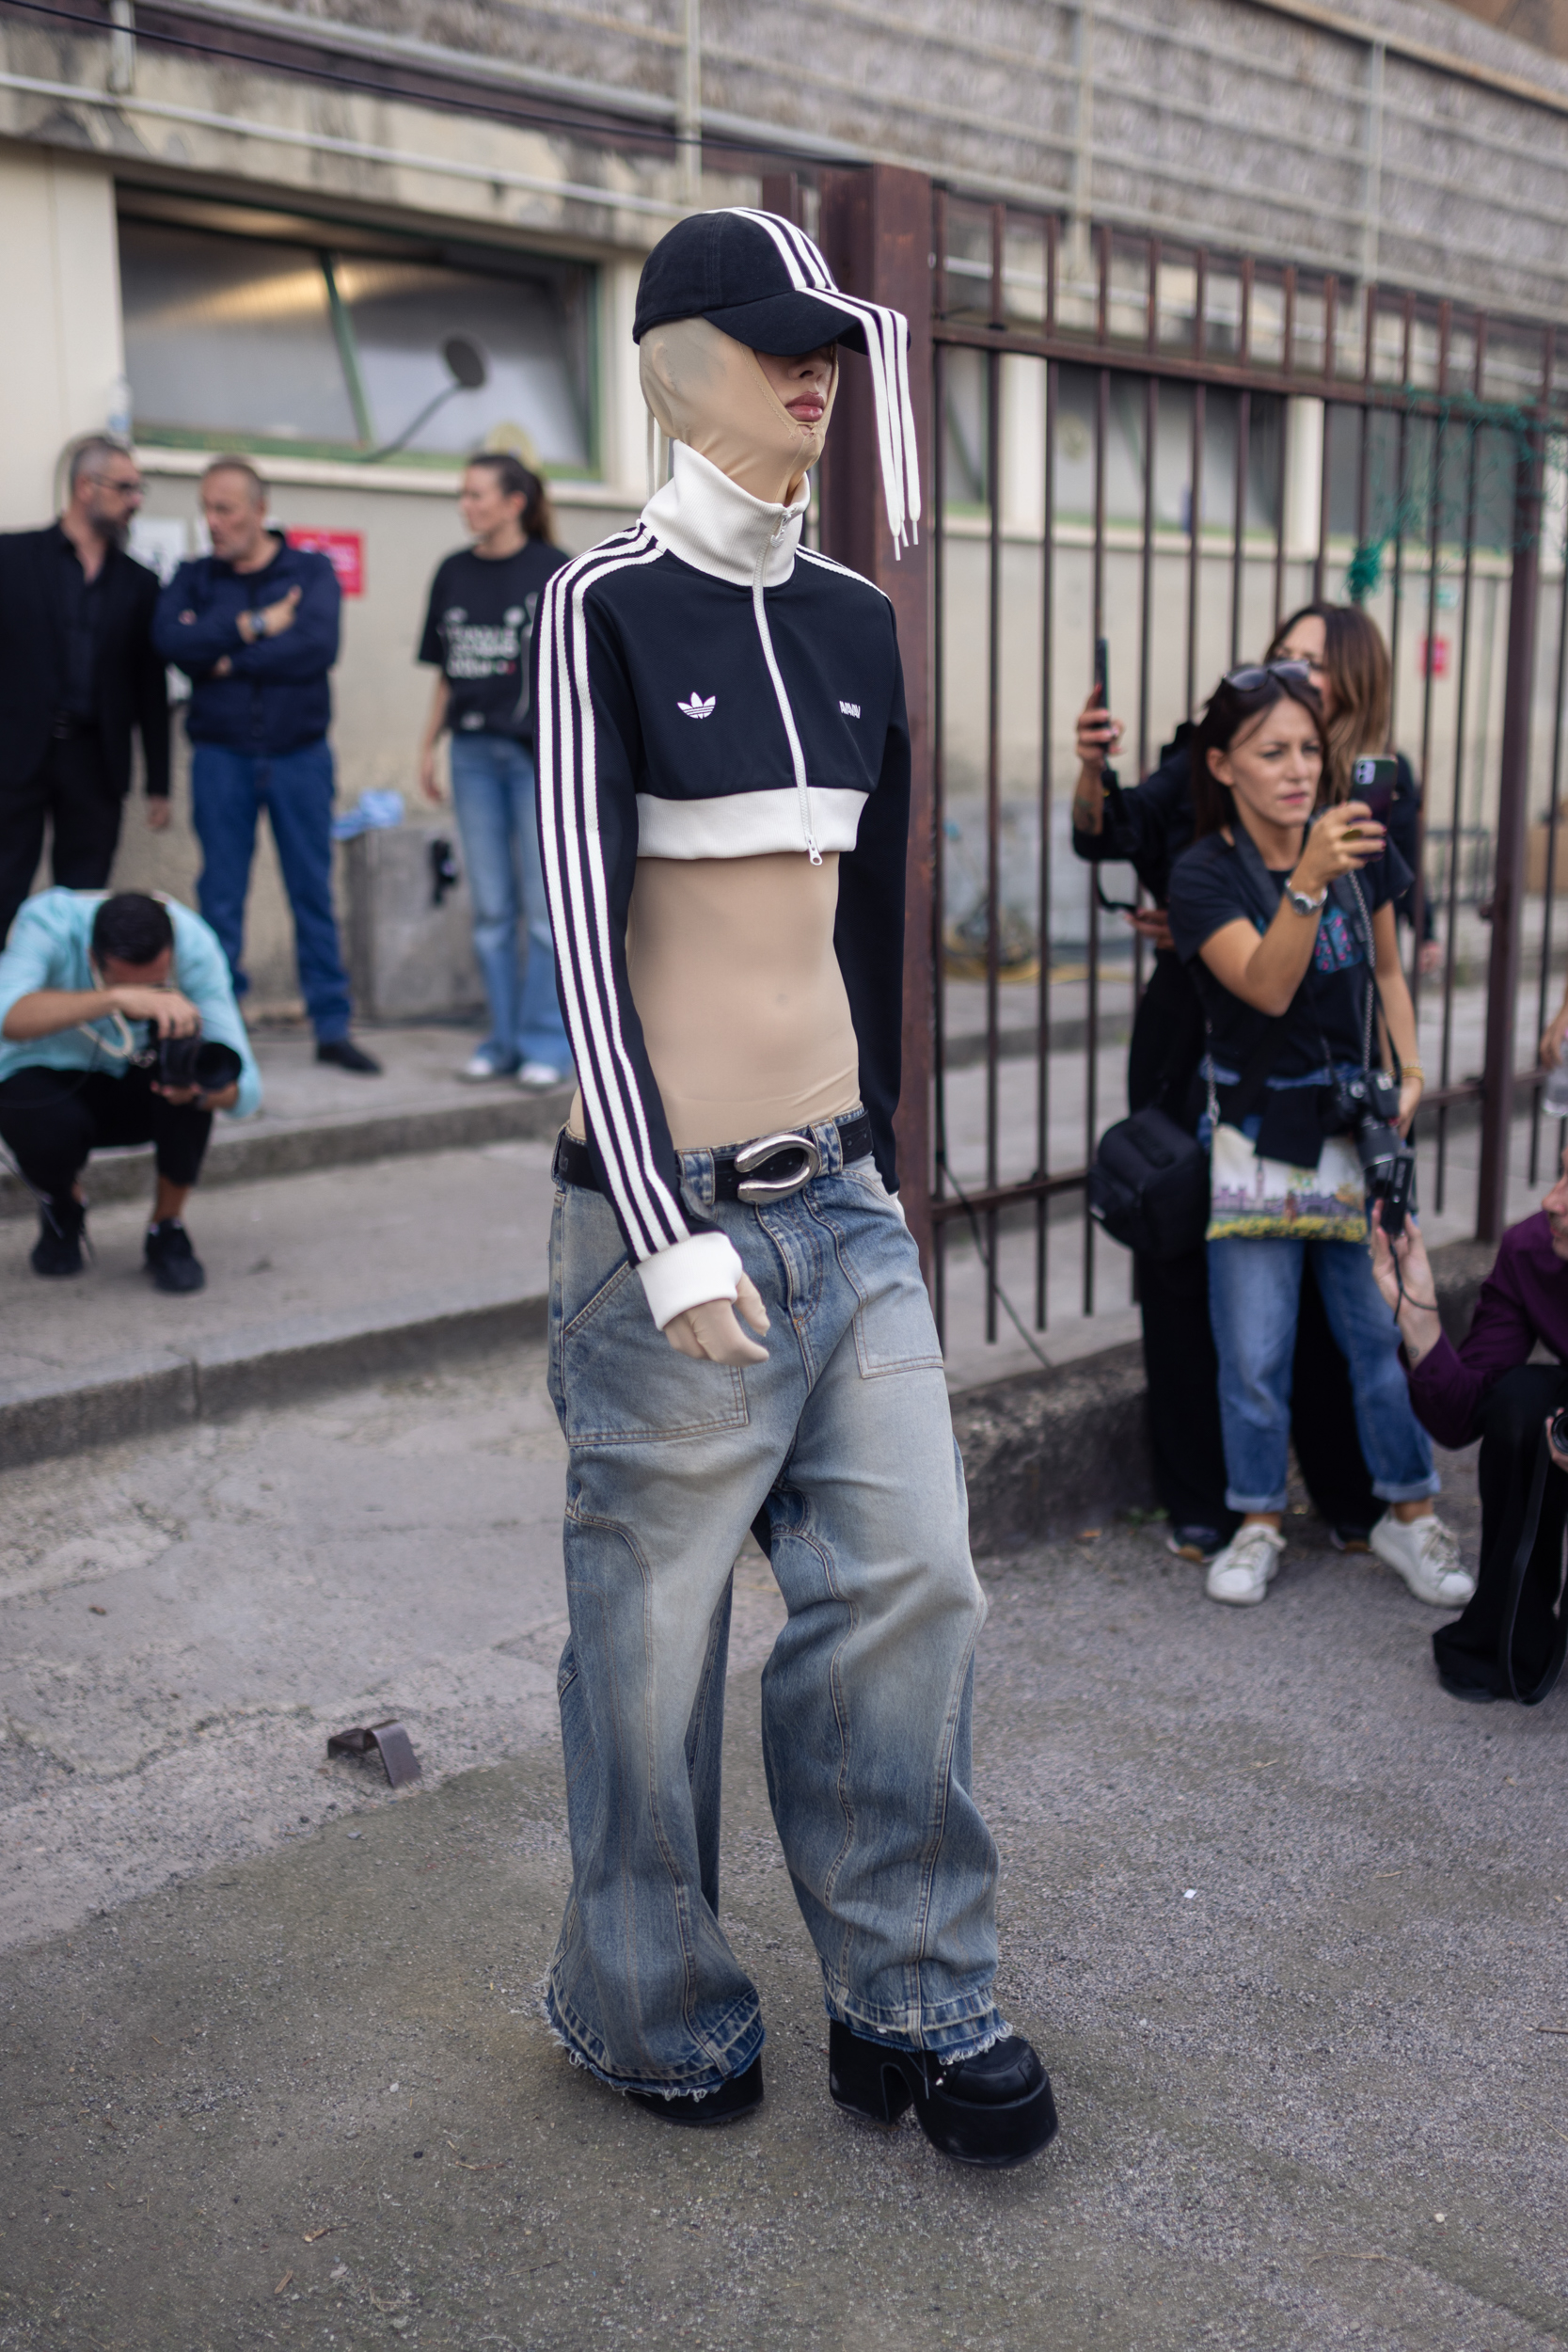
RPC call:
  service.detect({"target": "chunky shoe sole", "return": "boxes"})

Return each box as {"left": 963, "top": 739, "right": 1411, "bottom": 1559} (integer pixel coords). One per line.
{"left": 828, "top": 2022, "right": 1057, "bottom": 2169}
{"left": 626, "top": 2054, "right": 762, "bottom": 2127}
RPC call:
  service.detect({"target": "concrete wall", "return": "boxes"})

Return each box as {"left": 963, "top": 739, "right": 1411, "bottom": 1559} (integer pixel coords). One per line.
{"left": 0, "top": 148, "right": 124, "bottom": 523}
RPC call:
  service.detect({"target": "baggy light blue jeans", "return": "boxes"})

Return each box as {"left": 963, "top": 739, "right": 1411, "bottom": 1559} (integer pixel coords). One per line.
{"left": 1207, "top": 1234, "right": 1440, "bottom": 1515}
{"left": 447, "top": 732, "right": 571, "bottom": 1074}
{"left": 544, "top": 1116, "right": 1004, "bottom": 2095}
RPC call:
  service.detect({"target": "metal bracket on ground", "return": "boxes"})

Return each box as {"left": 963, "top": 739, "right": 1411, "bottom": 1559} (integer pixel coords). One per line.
{"left": 326, "top": 1719, "right": 422, "bottom": 1788}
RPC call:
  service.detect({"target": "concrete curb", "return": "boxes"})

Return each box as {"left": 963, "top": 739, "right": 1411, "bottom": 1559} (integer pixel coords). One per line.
{"left": 0, "top": 1288, "right": 546, "bottom": 1470}
{"left": 0, "top": 1236, "right": 1502, "bottom": 1511}
{"left": 0, "top": 1084, "right": 574, "bottom": 1220}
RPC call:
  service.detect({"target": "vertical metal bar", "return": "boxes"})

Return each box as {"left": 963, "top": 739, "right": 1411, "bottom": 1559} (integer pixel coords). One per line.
{"left": 1387, "top": 294, "right": 1415, "bottom": 753}
{"left": 1478, "top": 330, "right": 1549, "bottom": 1239}
{"left": 1229, "top": 257, "right": 1253, "bottom": 668}
{"left": 1437, "top": 320, "right": 1486, "bottom": 1214}
{"left": 1414, "top": 302, "right": 1451, "bottom": 1041}
{"left": 1185, "top": 383, "right": 1206, "bottom": 721}
{"left": 1046, "top": 210, "right": 1058, "bottom": 336}
{"left": 817, "top": 165, "right": 935, "bottom": 1279}
{"left": 985, "top": 337, "right": 1004, "bottom": 1342}
{"left": 1085, "top": 358, "right": 1109, "bottom": 1315}
{"left": 1314, "top": 404, "right": 1334, "bottom": 608}
{"left": 1139, "top": 240, "right": 1159, "bottom": 785}
{"left": 1530, "top": 375, "right": 1568, "bottom": 1186}
{"left": 1275, "top": 265, "right": 1296, "bottom": 629}
{"left": 1314, "top": 276, "right": 1338, "bottom": 604}
{"left": 932, "top": 333, "right": 948, "bottom": 1344}
{"left": 1354, "top": 283, "right": 1376, "bottom": 565}
{"left": 1037, "top": 353, "right": 1058, "bottom": 1330}
{"left": 1231, "top": 389, "right": 1251, "bottom": 667}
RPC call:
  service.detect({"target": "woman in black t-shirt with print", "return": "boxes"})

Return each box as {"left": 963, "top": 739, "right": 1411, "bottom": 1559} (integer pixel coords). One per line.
{"left": 418, "top": 454, "right": 572, "bottom": 1088}
{"left": 1166, "top": 664, "right": 1468, "bottom": 1616}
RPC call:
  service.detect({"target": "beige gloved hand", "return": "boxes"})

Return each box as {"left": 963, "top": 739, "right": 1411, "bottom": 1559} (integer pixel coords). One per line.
{"left": 664, "top": 1272, "right": 769, "bottom": 1365}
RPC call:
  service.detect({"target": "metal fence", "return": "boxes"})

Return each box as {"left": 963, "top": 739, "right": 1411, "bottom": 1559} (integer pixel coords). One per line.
{"left": 910, "top": 192, "right": 1568, "bottom": 1355}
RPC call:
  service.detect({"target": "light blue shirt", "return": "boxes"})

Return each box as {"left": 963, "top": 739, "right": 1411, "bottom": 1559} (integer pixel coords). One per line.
{"left": 0, "top": 890, "right": 261, "bottom": 1120}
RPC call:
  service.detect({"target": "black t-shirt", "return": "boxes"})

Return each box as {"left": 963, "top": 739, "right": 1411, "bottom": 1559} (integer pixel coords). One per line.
{"left": 1167, "top": 826, "right": 1411, "bottom": 1082}
{"left": 419, "top": 540, "right": 569, "bottom": 744}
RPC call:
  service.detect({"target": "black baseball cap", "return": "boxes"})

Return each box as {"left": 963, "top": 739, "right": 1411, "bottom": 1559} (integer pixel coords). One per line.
{"left": 634, "top": 209, "right": 871, "bottom": 357}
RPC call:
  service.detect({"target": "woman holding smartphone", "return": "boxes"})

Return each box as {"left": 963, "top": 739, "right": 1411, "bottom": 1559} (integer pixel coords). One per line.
{"left": 1266, "top": 601, "right": 1439, "bottom": 975}
{"left": 1165, "top": 662, "right": 1469, "bottom": 1611}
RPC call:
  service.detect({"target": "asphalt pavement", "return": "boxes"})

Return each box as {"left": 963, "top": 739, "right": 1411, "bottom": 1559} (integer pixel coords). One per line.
{"left": 0, "top": 1349, "right": 1564, "bottom": 2351}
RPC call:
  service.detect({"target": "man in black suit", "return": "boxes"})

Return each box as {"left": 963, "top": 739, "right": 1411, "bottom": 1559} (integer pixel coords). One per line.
{"left": 0, "top": 437, "right": 171, "bottom": 945}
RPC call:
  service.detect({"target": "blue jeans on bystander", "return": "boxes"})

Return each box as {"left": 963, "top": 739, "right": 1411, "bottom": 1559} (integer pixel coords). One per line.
{"left": 448, "top": 732, "right": 571, "bottom": 1075}
{"left": 545, "top": 1117, "right": 1005, "bottom": 2096}
{"left": 190, "top": 738, "right": 352, "bottom": 1043}
{"left": 1207, "top": 1233, "right": 1439, "bottom": 1515}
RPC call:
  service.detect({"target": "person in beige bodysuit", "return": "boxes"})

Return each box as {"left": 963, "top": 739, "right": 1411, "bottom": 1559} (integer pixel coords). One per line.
{"left": 533, "top": 207, "right": 1056, "bottom": 2168}
{"left": 571, "top": 326, "right": 854, "bottom": 1366}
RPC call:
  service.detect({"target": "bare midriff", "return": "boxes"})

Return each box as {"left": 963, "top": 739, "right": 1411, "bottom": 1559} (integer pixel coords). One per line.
{"left": 567, "top": 850, "right": 861, "bottom": 1149}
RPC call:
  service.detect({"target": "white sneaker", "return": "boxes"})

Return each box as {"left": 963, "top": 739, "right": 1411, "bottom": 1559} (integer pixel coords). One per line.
{"left": 1370, "top": 1511, "right": 1476, "bottom": 1607}
{"left": 1205, "top": 1523, "right": 1286, "bottom": 1606}
{"left": 458, "top": 1050, "right": 513, "bottom": 1082}
{"left": 517, "top": 1061, "right": 568, "bottom": 1090}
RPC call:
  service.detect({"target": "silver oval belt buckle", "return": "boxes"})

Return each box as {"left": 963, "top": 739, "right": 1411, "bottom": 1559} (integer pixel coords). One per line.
{"left": 734, "top": 1130, "right": 822, "bottom": 1204}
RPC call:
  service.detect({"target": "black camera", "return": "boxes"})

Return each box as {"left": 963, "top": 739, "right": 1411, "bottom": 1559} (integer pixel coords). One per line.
{"left": 135, "top": 1032, "right": 244, "bottom": 1097}
{"left": 1328, "top": 1070, "right": 1417, "bottom": 1238}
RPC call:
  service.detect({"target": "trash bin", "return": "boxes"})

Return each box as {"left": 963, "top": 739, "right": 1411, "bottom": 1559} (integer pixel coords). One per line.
{"left": 344, "top": 822, "right": 484, "bottom": 1022}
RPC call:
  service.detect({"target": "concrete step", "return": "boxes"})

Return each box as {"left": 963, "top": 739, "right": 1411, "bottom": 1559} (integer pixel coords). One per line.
{"left": 0, "top": 1135, "right": 555, "bottom": 1466}
{"left": 0, "top": 1023, "right": 573, "bottom": 1219}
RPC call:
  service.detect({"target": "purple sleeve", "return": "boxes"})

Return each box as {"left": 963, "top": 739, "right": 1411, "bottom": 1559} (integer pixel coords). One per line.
{"left": 1404, "top": 1235, "right": 1539, "bottom": 1446}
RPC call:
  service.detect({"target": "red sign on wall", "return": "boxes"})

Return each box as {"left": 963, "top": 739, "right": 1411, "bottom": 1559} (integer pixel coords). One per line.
{"left": 285, "top": 528, "right": 364, "bottom": 596}
{"left": 1418, "top": 634, "right": 1449, "bottom": 679}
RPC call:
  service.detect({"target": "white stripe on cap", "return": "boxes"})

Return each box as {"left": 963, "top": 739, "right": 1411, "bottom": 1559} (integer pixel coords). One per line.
{"left": 723, "top": 207, "right": 922, "bottom": 559}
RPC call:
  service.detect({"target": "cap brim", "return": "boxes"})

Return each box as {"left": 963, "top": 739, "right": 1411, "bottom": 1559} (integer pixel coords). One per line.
{"left": 701, "top": 290, "right": 870, "bottom": 358}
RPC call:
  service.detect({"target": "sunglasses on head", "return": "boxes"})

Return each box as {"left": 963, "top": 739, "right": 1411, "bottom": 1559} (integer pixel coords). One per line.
{"left": 1223, "top": 660, "right": 1313, "bottom": 691}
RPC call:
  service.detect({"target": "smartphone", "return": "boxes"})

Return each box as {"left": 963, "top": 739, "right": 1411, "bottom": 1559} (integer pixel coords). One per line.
{"left": 1350, "top": 754, "right": 1398, "bottom": 824}
{"left": 1093, "top": 637, "right": 1117, "bottom": 786}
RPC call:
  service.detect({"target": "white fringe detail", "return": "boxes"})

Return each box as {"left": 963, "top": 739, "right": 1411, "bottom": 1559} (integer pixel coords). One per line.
{"left": 724, "top": 207, "right": 922, "bottom": 559}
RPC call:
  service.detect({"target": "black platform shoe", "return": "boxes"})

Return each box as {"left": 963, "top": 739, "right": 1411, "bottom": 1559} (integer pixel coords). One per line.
{"left": 626, "top": 2054, "right": 763, "bottom": 2127}
{"left": 828, "top": 2021, "right": 1057, "bottom": 2169}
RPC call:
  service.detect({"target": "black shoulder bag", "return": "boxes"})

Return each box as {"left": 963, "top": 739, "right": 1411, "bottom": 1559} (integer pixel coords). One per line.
{"left": 1087, "top": 1012, "right": 1288, "bottom": 1262}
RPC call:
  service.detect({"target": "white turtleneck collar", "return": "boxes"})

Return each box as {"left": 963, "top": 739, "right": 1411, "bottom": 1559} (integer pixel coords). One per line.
{"left": 641, "top": 442, "right": 810, "bottom": 591}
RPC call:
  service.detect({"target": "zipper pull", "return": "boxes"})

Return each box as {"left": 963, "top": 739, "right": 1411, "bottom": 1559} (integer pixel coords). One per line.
{"left": 806, "top": 835, "right": 823, "bottom": 867}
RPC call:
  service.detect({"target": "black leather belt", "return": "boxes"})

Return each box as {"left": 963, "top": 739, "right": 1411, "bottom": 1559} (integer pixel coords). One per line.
{"left": 554, "top": 1110, "right": 872, "bottom": 1205}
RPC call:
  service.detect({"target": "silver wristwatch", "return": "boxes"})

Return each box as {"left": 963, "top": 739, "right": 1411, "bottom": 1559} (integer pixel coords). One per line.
{"left": 1284, "top": 879, "right": 1327, "bottom": 917}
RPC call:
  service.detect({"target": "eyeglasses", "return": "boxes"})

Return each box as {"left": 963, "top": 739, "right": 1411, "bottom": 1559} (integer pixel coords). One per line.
{"left": 1223, "top": 660, "right": 1312, "bottom": 691}
{"left": 88, "top": 473, "right": 144, "bottom": 496}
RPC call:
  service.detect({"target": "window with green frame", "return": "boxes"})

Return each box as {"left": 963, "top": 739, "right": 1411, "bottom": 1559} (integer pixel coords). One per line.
{"left": 118, "top": 195, "right": 597, "bottom": 473}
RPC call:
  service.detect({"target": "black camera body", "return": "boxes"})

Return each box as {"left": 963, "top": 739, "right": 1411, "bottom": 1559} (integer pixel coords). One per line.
{"left": 135, "top": 1032, "right": 244, "bottom": 1098}
{"left": 1328, "top": 1069, "right": 1417, "bottom": 1238}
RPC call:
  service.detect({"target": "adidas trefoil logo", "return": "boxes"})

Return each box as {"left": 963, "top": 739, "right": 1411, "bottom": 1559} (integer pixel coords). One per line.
{"left": 676, "top": 691, "right": 717, "bottom": 720}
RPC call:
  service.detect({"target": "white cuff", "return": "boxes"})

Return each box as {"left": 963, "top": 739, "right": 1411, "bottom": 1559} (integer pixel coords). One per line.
{"left": 636, "top": 1232, "right": 746, "bottom": 1330}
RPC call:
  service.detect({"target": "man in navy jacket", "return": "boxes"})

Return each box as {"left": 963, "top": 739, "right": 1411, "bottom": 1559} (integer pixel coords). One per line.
{"left": 153, "top": 458, "right": 378, "bottom": 1073}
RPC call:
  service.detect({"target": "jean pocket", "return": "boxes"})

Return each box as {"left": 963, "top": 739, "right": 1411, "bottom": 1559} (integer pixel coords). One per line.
{"left": 559, "top": 1236, "right": 750, "bottom": 1447}
{"left": 816, "top": 1184, "right": 944, "bottom": 1375}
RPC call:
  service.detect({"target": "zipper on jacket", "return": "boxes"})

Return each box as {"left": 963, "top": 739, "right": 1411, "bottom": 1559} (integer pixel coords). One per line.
{"left": 750, "top": 527, "right": 821, "bottom": 865}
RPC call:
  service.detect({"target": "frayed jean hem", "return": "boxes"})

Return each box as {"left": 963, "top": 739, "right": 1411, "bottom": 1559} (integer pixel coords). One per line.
{"left": 821, "top": 1978, "right": 1006, "bottom": 2061}
{"left": 543, "top": 1974, "right": 765, "bottom": 2098}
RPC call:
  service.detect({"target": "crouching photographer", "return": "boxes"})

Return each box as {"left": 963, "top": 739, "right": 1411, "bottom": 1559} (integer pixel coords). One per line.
{"left": 1371, "top": 1167, "right": 1568, "bottom": 1705}
{"left": 0, "top": 888, "right": 260, "bottom": 1292}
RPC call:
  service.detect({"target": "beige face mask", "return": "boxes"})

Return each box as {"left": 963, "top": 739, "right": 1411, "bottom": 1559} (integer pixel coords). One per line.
{"left": 639, "top": 317, "right": 838, "bottom": 508}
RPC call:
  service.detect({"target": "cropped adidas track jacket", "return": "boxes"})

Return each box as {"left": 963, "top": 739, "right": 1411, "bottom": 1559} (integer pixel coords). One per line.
{"left": 531, "top": 440, "right": 911, "bottom": 1326}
